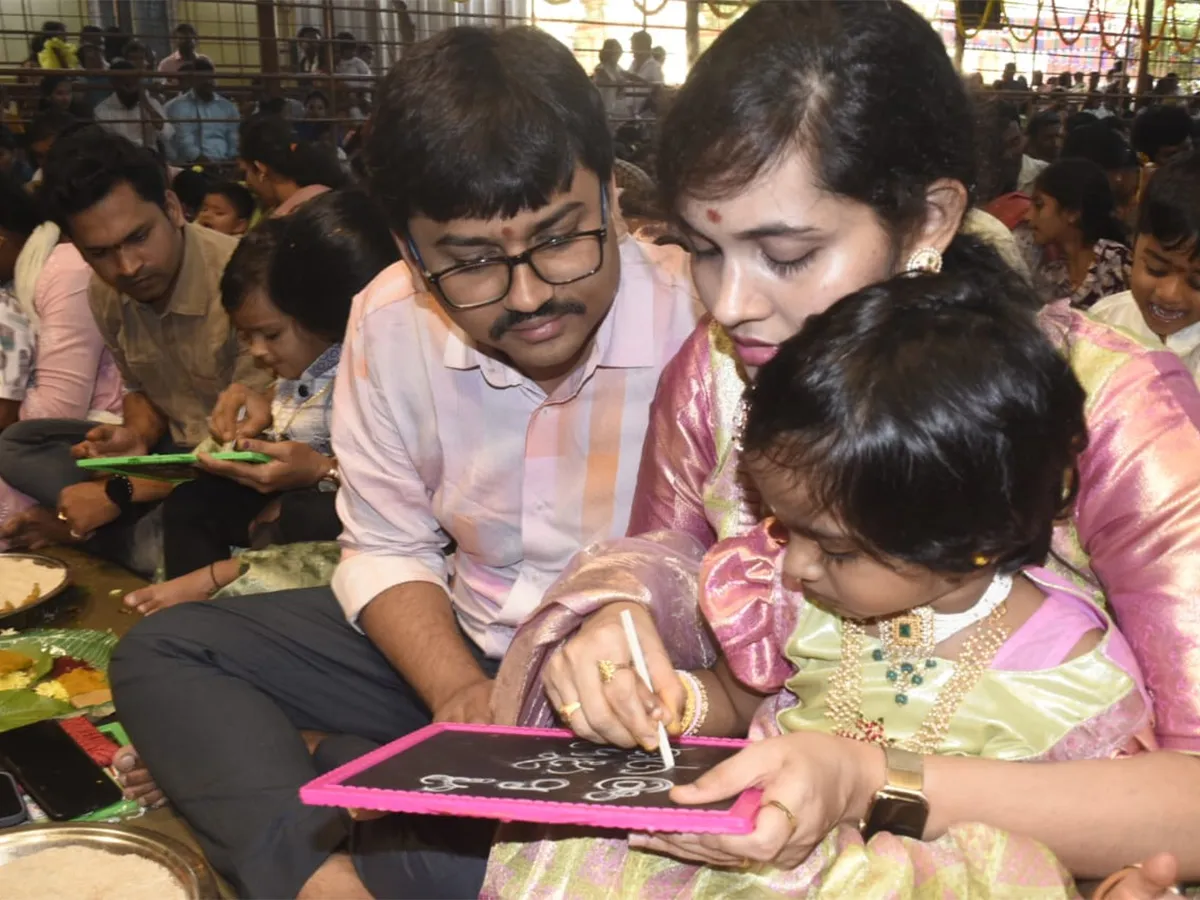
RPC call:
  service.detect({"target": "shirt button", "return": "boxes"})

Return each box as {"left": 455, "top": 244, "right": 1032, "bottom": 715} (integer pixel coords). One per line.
{"left": 298, "top": 385, "right": 309, "bottom": 398}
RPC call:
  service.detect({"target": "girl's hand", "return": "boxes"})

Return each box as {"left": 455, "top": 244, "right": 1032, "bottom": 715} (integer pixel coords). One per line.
{"left": 208, "top": 383, "right": 273, "bottom": 443}
{"left": 541, "top": 602, "right": 686, "bottom": 750}
{"left": 1094, "top": 854, "right": 1181, "bottom": 900}
{"left": 196, "top": 439, "right": 332, "bottom": 493}
{"left": 629, "top": 731, "right": 883, "bottom": 869}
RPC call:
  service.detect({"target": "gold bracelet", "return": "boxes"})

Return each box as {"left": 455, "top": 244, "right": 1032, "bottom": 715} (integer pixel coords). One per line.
{"left": 676, "top": 670, "right": 710, "bottom": 736}
{"left": 678, "top": 672, "right": 696, "bottom": 734}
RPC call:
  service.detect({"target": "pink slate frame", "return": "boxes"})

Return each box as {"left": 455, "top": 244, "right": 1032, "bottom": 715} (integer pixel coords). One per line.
{"left": 300, "top": 723, "right": 762, "bottom": 834}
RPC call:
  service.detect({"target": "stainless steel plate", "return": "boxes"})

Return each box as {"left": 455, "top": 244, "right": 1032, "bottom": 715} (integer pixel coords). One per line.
{"left": 0, "top": 822, "right": 219, "bottom": 899}
{"left": 0, "top": 553, "right": 71, "bottom": 621}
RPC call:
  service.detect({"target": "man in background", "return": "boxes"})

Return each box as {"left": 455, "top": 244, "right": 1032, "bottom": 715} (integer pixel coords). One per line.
{"left": 158, "top": 24, "right": 211, "bottom": 77}
{"left": 165, "top": 60, "right": 240, "bottom": 164}
{"left": 92, "top": 60, "right": 172, "bottom": 151}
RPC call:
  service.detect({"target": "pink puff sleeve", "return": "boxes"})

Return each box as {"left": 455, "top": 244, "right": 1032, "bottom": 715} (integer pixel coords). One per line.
{"left": 1073, "top": 348, "right": 1200, "bottom": 752}
{"left": 626, "top": 322, "right": 719, "bottom": 547}
{"left": 698, "top": 520, "right": 798, "bottom": 695}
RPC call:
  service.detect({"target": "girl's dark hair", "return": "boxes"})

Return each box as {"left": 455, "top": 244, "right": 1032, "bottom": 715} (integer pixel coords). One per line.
{"left": 659, "top": 1, "right": 977, "bottom": 251}
{"left": 1034, "top": 158, "right": 1128, "bottom": 245}
{"left": 0, "top": 171, "right": 45, "bottom": 237}
{"left": 268, "top": 190, "right": 399, "bottom": 341}
{"left": 220, "top": 218, "right": 281, "bottom": 316}
{"left": 237, "top": 114, "right": 347, "bottom": 190}
{"left": 221, "top": 191, "right": 398, "bottom": 343}
{"left": 205, "top": 180, "right": 256, "bottom": 222}
{"left": 743, "top": 267, "right": 1087, "bottom": 576}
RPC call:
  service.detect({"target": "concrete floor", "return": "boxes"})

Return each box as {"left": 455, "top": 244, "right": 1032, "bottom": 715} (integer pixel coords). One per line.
{"left": 9, "top": 546, "right": 233, "bottom": 897}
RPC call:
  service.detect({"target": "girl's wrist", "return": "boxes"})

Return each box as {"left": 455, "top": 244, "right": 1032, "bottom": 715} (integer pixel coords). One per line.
{"left": 843, "top": 739, "right": 888, "bottom": 827}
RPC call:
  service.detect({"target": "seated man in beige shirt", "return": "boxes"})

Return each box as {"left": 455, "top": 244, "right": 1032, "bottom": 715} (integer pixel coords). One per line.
{"left": 0, "top": 127, "right": 268, "bottom": 576}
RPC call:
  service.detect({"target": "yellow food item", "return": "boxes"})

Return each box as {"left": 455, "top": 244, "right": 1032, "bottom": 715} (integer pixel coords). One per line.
{"left": 0, "top": 671, "right": 36, "bottom": 691}
{"left": 57, "top": 667, "right": 109, "bottom": 698}
{"left": 0, "top": 649, "right": 33, "bottom": 676}
{"left": 34, "top": 680, "right": 70, "bottom": 703}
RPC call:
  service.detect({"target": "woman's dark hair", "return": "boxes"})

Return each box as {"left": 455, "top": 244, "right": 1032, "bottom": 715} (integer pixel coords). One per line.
{"left": 364, "top": 26, "right": 612, "bottom": 230}
{"left": 1137, "top": 150, "right": 1200, "bottom": 259}
{"left": 220, "top": 218, "right": 282, "bottom": 316}
{"left": 268, "top": 190, "right": 399, "bottom": 341}
{"left": 1061, "top": 123, "right": 1138, "bottom": 172}
{"left": 40, "top": 126, "right": 168, "bottom": 233}
{"left": 0, "top": 171, "right": 45, "bottom": 237}
{"left": 238, "top": 114, "right": 346, "bottom": 190}
{"left": 1131, "top": 105, "right": 1193, "bottom": 161}
{"left": 1034, "top": 158, "right": 1127, "bottom": 245}
{"left": 206, "top": 180, "right": 256, "bottom": 222}
{"left": 743, "top": 267, "right": 1087, "bottom": 576}
{"left": 659, "top": 1, "right": 976, "bottom": 253}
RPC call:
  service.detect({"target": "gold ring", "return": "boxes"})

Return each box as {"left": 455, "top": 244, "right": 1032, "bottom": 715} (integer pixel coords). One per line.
{"left": 598, "top": 659, "right": 627, "bottom": 684}
{"left": 558, "top": 701, "right": 582, "bottom": 719}
{"left": 57, "top": 512, "right": 68, "bottom": 522}
{"left": 766, "top": 799, "right": 797, "bottom": 830}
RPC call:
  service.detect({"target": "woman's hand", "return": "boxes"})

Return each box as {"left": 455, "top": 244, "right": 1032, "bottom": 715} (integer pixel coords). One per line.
{"left": 629, "top": 731, "right": 883, "bottom": 869}
{"left": 208, "top": 383, "right": 273, "bottom": 444}
{"left": 541, "top": 602, "right": 687, "bottom": 750}
{"left": 195, "top": 439, "right": 332, "bottom": 493}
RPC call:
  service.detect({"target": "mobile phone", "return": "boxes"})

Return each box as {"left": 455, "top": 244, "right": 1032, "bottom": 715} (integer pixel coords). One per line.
{"left": 0, "top": 720, "right": 122, "bottom": 820}
{"left": 0, "top": 771, "right": 27, "bottom": 827}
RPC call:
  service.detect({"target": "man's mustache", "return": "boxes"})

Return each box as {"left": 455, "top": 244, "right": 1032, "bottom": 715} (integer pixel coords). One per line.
{"left": 489, "top": 299, "right": 587, "bottom": 341}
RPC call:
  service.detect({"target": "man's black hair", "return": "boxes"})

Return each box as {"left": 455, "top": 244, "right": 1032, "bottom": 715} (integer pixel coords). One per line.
{"left": 39, "top": 126, "right": 167, "bottom": 233}
{"left": 1137, "top": 150, "right": 1200, "bottom": 259}
{"left": 364, "top": 26, "right": 612, "bottom": 230}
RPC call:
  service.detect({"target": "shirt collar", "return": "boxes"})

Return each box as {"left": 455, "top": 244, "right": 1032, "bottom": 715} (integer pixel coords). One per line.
{"left": 1166, "top": 320, "right": 1200, "bottom": 357}
{"left": 440, "top": 237, "right": 659, "bottom": 385}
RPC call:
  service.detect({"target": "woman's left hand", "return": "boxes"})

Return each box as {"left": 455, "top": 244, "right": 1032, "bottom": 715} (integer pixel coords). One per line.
{"left": 629, "top": 731, "right": 882, "bottom": 869}
{"left": 195, "top": 439, "right": 332, "bottom": 493}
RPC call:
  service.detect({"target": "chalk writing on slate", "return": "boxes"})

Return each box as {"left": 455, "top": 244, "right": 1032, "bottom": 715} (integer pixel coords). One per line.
{"left": 344, "top": 731, "right": 743, "bottom": 811}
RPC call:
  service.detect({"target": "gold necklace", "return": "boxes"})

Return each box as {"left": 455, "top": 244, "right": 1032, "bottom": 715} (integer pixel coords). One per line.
{"left": 826, "top": 604, "right": 1011, "bottom": 755}
{"left": 271, "top": 380, "right": 333, "bottom": 440}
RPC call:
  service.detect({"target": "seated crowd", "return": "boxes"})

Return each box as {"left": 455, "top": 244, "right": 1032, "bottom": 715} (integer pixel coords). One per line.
{"left": 2, "top": 4, "right": 1200, "bottom": 900}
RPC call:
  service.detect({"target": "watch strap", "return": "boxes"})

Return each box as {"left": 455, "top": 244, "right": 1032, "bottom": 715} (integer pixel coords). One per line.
{"left": 860, "top": 746, "right": 929, "bottom": 841}
{"left": 104, "top": 474, "right": 134, "bottom": 511}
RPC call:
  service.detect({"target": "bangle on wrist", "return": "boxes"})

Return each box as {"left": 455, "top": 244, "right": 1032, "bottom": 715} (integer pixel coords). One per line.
{"left": 676, "top": 670, "right": 709, "bottom": 736}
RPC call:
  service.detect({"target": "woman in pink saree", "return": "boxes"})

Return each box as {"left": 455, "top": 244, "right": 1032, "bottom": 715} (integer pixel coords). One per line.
{"left": 490, "top": 3, "right": 1200, "bottom": 897}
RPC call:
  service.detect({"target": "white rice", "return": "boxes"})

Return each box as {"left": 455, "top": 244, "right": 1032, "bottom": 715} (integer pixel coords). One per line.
{"left": 0, "top": 557, "right": 66, "bottom": 612}
{"left": 0, "top": 845, "right": 188, "bottom": 900}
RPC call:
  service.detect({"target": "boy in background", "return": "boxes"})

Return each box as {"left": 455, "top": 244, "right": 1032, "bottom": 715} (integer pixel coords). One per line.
{"left": 1090, "top": 151, "right": 1200, "bottom": 377}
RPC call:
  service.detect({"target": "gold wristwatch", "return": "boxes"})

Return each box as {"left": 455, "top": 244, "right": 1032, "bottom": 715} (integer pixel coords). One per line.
{"left": 860, "top": 747, "right": 929, "bottom": 841}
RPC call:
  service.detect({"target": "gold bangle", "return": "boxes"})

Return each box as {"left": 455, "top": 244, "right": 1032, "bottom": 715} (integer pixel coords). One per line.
{"left": 676, "top": 670, "right": 709, "bottom": 736}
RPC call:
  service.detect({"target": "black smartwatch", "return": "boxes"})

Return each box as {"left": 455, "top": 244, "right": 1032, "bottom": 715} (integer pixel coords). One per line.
{"left": 104, "top": 474, "right": 134, "bottom": 512}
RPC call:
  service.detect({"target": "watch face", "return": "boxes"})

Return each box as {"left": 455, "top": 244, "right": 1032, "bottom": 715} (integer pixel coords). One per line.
{"left": 863, "top": 789, "right": 929, "bottom": 841}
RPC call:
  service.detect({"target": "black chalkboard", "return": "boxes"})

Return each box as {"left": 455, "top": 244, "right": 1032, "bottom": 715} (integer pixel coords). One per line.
{"left": 345, "top": 729, "right": 743, "bottom": 811}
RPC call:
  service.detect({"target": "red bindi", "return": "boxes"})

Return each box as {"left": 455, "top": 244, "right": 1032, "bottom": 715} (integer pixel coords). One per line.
{"left": 705, "top": 208, "right": 722, "bottom": 224}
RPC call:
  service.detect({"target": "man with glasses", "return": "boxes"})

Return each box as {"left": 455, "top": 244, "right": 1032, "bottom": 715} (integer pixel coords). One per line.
{"left": 110, "top": 25, "right": 700, "bottom": 900}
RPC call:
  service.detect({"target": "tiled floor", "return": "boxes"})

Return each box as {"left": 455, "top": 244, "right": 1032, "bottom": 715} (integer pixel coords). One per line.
{"left": 9, "top": 546, "right": 233, "bottom": 897}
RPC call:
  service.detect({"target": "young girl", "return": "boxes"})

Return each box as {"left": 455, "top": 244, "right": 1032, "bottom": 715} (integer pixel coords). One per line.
{"left": 123, "top": 190, "right": 398, "bottom": 614}
{"left": 1028, "top": 158, "right": 1132, "bottom": 308}
{"left": 489, "top": 266, "right": 1154, "bottom": 898}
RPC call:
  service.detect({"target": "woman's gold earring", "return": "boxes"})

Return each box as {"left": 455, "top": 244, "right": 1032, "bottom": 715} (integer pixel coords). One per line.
{"left": 973, "top": 554, "right": 991, "bottom": 568}
{"left": 905, "top": 247, "right": 943, "bottom": 276}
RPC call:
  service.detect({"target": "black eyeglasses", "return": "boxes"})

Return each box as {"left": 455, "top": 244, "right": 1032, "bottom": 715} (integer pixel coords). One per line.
{"left": 406, "top": 189, "right": 609, "bottom": 311}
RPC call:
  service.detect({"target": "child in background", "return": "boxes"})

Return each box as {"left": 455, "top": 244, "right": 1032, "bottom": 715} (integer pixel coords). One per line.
{"left": 169, "top": 169, "right": 208, "bottom": 222}
{"left": 196, "top": 180, "right": 254, "bottom": 236}
{"left": 123, "top": 191, "right": 398, "bottom": 614}
{"left": 1090, "top": 151, "right": 1200, "bottom": 377}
